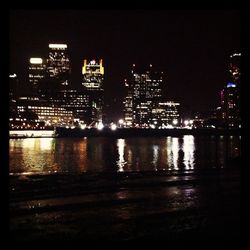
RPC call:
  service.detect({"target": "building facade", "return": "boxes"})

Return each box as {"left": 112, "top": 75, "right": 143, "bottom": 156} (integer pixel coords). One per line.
{"left": 123, "top": 65, "right": 180, "bottom": 128}
{"left": 221, "top": 82, "right": 240, "bottom": 128}
{"left": 81, "top": 59, "right": 104, "bottom": 124}
{"left": 28, "top": 58, "right": 46, "bottom": 93}
{"left": 59, "top": 89, "right": 90, "bottom": 123}
{"left": 229, "top": 53, "right": 241, "bottom": 85}
{"left": 16, "top": 96, "right": 73, "bottom": 127}
{"left": 220, "top": 53, "right": 241, "bottom": 128}
{"left": 47, "top": 43, "right": 70, "bottom": 86}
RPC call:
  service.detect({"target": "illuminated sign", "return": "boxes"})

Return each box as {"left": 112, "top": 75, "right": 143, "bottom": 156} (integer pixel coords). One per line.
{"left": 30, "top": 58, "right": 43, "bottom": 64}
{"left": 227, "top": 82, "right": 236, "bottom": 88}
{"left": 49, "top": 44, "right": 67, "bottom": 49}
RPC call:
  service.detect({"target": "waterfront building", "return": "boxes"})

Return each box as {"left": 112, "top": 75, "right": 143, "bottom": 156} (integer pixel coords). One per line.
{"left": 123, "top": 64, "right": 180, "bottom": 128}
{"left": 151, "top": 102, "right": 180, "bottom": 128}
{"left": 220, "top": 53, "right": 241, "bottom": 128}
{"left": 35, "top": 44, "right": 71, "bottom": 107}
{"left": 81, "top": 59, "right": 104, "bottom": 124}
{"left": 15, "top": 96, "right": 73, "bottom": 127}
{"left": 229, "top": 52, "right": 241, "bottom": 85}
{"left": 9, "top": 73, "right": 18, "bottom": 111}
{"left": 221, "top": 82, "right": 240, "bottom": 128}
{"left": 28, "top": 58, "right": 46, "bottom": 93}
{"left": 46, "top": 43, "right": 70, "bottom": 86}
{"left": 59, "top": 89, "right": 90, "bottom": 123}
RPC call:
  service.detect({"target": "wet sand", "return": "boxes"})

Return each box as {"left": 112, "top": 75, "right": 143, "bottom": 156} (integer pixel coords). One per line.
{"left": 10, "top": 167, "right": 240, "bottom": 240}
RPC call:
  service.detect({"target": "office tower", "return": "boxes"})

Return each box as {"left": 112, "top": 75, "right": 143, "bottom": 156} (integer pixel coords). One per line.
{"left": 151, "top": 101, "right": 180, "bottom": 127}
{"left": 124, "top": 64, "right": 178, "bottom": 127}
{"left": 28, "top": 58, "right": 46, "bottom": 93}
{"left": 220, "top": 53, "right": 241, "bottom": 128}
{"left": 9, "top": 73, "right": 19, "bottom": 115}
{"left": 9, "top": 73, "right": 18, "bottom": 99}
{"left": 47, "top": 43, "right": 70, "bottom": 86}
{"left": 221, "top": 82, "right": 240, "bottom": 128}
{"left": 132, "top": 64, "right": 163, "bottom": 126}
{"left": 82, "top": 59, "right": 104, "bottom": 124}
{"left": 60, "top": 89, "right": 90, "bottom": 123}
{"left": 229, "top": 52, "right": 241, "bottom": 85}
{"left": 123, "top": 78, "right": 133, "bottom": 126}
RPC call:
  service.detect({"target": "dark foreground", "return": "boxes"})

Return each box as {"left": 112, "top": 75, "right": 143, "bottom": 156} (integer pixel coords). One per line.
{"left": 10, "top": 167, "right": 240, "bottom": 240}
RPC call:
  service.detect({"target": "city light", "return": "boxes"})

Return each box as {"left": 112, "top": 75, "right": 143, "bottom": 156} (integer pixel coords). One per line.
{"left": 9, "top": 73, "right": 17, "bottom": 78}
{"left": 80, "top": 124, "right": 86, "bottom": 129}
{"left": 165, "top": 125, "right": 174, "bottom": 129}
{"left": 227, "top": 82, "right": 236, "bottom": 88}
{"left": 97, "top": 122, "right": 104, "bottom": 130}
{"left": 172, "top": 119, "right": 178, "bottom": 125}
{"left": 49, "top": 44, "right": 67, "bottom": 49}
{"left": 184, "top": 120, "right": 189, "bottom": 126}
{"left": 230, "top": 53, "right": 241, "bottom": 58}
{"left": 118, "top": 119, "right": 124, "bottom": 125}
{"left": 111, "top": 124, "right": 117, "bottom": 131}
{"left": 30, "top": 58, "right": 43, "bottom": 64}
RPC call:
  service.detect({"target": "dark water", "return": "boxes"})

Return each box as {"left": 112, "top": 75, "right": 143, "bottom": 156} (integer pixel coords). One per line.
{"left": 9, "top": 135, "right": 241, "bottom": 175}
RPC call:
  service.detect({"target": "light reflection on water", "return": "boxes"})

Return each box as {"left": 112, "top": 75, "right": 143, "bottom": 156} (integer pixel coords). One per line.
{"left": 9, "top": 136, "right": 241, "bottom": 175}
{"left": 117, "top": 139, "right": 126, "bottom": 172}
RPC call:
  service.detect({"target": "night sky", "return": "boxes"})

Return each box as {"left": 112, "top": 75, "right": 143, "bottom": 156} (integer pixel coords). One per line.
{"left": 10, "top": 10, "right": 241, "bottom": 121}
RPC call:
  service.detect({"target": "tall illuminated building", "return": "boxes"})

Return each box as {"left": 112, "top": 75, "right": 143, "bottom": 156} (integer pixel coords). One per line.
{"left": 229, "top": 52, "right": 241, "bottom": 85}
{"left": 47, "top": 43, "right": 70, "bottom": 86}
{"left": 28, "top": 57, "right": 46, "bottom": 93}
{"left": 82, "top": 59, "right": 104, "bottom": 124}
{"left": 220, "top": 52, "right": 241, "bottom": 128}
{"left": 123, "top": 78, "right": 133, "bottom": 126}
{"left": 9, "top": 73, "right": 19, "bottom": 99}
{"left": 60, "top": 89, "right": 90, "bottom": 123}
{"left": 124, "top": 64, "right": 162, "bottom": 127}
{"left": 36, "top": 44, "right": 71, "bottom": 116}
{"left": 221, "top": 82, "right": 240, "bottom": 128}
{"left": 9, "top": 73, "right": 19, "bottom": 115}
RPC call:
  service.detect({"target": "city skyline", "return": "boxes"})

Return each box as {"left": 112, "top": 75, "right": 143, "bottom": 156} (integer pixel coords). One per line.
{"left": 10, "top": 10, "right": 241, "bottom": 120}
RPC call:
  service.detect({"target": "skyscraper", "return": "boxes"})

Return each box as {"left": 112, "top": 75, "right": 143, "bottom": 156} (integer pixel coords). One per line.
{"left": 37, "top": 43, "right": 71, "bottom": 108}
{"left": 221, "top": 82, "right": 240, "bottom": 128}
{"left": 28, "top": 58, "right": 46, "bottom": 93}
{"left": 229, "top": 53, "right": 241, "bottom": 85}
{"left": 124, "top": 64, "right": 179, "bottom": 128}
{"left": 47, "top": 44, "right": 70, "bottom": 86}
{"left": 220, "top": 53, "right": 241, "bottom": 128}
{"left": 82, "top": 59, "right": 104, "bottom": 124}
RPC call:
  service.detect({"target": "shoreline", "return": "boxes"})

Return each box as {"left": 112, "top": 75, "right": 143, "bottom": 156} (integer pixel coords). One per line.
{"left": 57, "top": 127, "right": 241, "bottom": 138}
{"left": 10, "top": 167, "right": 240, "bottom": 240}
{"left": 9, "top": 127, "right": 241, "bottom": 139}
